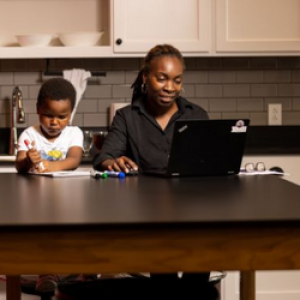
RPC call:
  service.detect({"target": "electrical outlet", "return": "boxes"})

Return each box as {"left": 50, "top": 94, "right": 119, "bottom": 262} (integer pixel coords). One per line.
{"left": 268, "top": 104, "right": 282, "bottom": 125}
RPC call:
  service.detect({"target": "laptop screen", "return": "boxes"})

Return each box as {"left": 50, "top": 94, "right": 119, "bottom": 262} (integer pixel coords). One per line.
{"left": 167, "top": 119, "right": 250, "bottom": 176}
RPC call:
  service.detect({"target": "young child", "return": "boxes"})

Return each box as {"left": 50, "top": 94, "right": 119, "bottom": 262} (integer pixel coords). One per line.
{"left": 15, "top": 77, "right": 84, "bottom": 292}
{"left": 16, "top": 77, "right": 83, "bottom": 174}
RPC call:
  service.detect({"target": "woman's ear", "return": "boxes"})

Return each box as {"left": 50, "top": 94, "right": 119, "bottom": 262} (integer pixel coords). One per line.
{"left": 142, "top": 73, "right": 147, "bottom": 85}
{"left": 142, "top": 74, "right": 148, "bottom": 94}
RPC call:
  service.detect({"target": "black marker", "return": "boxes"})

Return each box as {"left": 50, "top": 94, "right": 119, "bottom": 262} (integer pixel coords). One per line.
{"left": 90, "top": 170, "right": 108, "bottom": 179}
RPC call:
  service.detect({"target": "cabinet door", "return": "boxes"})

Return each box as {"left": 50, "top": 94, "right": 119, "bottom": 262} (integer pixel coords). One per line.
{"left": 222, "top": 271, "right": 300, "bottom": 300}
{"left": 0, "top": 0, "right": 112, "bottom": 58}
{"left": 113, "top": 0, "right": 211, "bottom": 54}
{"left": 216, "top": 0, "right": 300, "bottom": 53}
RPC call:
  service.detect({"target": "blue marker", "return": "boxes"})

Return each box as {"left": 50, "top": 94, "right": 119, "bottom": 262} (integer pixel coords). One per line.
{"left": 104, "top": 171, "right": 126, "bottom": 179}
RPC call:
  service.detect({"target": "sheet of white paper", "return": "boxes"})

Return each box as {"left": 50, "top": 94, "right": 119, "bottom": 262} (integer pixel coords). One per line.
{"left": 239, "top": 169, "right": 290, "bottom": 176}
{"left": 29, "top": 170, "right": 91, "bottom": 178}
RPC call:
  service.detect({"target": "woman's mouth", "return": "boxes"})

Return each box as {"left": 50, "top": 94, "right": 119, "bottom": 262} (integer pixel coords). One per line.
{"left": 159, "top": 95, "right": 175, "bottom": 103}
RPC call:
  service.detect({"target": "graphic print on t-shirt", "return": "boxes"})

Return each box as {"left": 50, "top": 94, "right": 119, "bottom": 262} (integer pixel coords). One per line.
{"left": 40, "top": 148, "right": 67, "bottom": 161}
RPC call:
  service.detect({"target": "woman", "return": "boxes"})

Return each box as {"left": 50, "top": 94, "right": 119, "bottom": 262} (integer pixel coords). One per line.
{"left": 93, "top": 45, "right": 214, "bottom": 294}
{"left": 94, "top": 44, "right": 208, "bottom": 174}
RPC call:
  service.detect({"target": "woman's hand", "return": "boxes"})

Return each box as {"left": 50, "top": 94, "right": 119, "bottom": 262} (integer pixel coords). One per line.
{"left": 104, "top": 156, "right": 138, "bottom": 173}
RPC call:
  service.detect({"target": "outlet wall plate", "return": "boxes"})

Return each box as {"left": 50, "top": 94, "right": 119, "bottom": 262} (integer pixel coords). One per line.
{"left": 268, "top": 104, "right": 282, "bottom": 125}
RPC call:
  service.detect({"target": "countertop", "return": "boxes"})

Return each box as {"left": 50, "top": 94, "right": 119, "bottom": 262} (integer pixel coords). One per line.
{"left": 244, "top": 126, "right": 300, "bottom": 154}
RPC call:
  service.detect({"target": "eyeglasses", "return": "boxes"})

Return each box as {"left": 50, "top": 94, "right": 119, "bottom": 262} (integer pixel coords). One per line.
{"left": 244, "top": 162, "right": 266, "bottom": 173}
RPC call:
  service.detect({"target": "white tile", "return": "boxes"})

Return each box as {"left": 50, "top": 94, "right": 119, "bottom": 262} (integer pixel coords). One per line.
{"left": 0, "top": 73, "right": 13, "bottom": 85}
{"left": 14, "top": 72, "right": 40, "bottom": 85}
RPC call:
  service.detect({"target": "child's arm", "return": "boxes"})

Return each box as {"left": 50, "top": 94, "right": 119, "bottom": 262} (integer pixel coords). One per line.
{"left": 40, "top": 146, "right": 83, "bottom": 172}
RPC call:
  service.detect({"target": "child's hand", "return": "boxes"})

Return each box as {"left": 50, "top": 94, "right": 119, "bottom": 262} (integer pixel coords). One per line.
{"left": 26, "top": 141, "right": 43, "bottom": 169}
{"left": 37, "top": 160, "right": 50, "bottom": 173}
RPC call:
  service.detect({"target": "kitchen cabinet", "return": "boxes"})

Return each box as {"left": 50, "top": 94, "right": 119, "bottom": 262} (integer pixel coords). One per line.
{"left": 221, "top": 155, "right": 300, "bottom": 300}
{"left": 113, "top": 0, "right": 211, "bottom": 54}
{"left": 0, "top": 0, "right": 211, "bottom": 58}
{"left": 0, "top": 0, "right": 112, "bottom": 58}
{"left": 216, "top": 0, "right": 300, "bottom": 54}
{"left": 1, "top": 0, "right": 300, "bottom": 59}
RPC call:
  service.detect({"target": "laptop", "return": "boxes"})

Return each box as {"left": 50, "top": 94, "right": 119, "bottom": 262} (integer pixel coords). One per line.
{"left": 149, "top": 119, "right": 250, "bottom": 177}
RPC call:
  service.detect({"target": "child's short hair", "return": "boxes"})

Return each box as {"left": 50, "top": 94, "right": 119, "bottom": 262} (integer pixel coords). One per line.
{"left": 37, "top": 78, "right": 76, "bottom": 111}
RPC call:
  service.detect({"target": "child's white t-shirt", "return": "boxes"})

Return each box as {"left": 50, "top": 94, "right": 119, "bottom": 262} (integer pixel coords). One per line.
{"left": 17, "top": 125, "right": 84, "bottom": 161}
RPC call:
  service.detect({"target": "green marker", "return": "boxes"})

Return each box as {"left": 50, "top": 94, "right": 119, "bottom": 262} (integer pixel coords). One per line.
{"left": 90, "top": 170, "right": 108, "bottom": 179}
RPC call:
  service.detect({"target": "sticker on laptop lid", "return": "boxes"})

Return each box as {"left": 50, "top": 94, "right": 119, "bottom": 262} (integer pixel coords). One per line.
{"left": 231, "top": 120, "right": 247, "bottom": 132}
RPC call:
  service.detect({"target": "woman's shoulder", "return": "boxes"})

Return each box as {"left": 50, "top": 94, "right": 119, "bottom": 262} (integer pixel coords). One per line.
{"left": 115, "top": 102, "right": 134, "bottom": 117}
{"left": 118, "top": 103, "right": 132, "bottom": 112}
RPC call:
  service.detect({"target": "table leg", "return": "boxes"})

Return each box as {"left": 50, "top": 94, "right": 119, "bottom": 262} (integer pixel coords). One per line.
{"left": 240, "top": 271, "right": 255, "bottom": 300}
{"left": 6, "top": 276, "right": 21, "bottom": 300}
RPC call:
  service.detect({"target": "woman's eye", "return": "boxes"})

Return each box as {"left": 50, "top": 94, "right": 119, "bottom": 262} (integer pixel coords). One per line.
{"left": 157, "top": 78, "right": 165, "bottom": 82}
{"left": 174, "top": 77, "right": 182, "bottom": 84}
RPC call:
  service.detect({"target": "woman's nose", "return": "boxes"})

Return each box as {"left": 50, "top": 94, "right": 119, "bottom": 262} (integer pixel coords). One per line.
{"left": 165, "top": 80, "right": 175, "bottom": 92}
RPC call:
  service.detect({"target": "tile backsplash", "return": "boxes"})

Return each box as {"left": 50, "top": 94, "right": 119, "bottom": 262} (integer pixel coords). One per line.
{"left": 1, "top": 56, "right": 300, "bottom": 129}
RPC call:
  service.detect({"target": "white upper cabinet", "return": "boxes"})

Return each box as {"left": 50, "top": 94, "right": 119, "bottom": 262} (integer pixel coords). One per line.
{"left": 216, "top": 0, "right": 300, "bottom": 54}
{"left": 0, "top": 0, "right": 112, "bottom": 58}
{"left": 0, "top": 0, "right": 300, "bottom": 58}
{"left": 113, "top": 0, "right": 211, "bottom": 54}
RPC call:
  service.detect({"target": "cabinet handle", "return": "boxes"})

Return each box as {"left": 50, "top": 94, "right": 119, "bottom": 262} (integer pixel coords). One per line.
{"left": 115, "top": 38, "right": 122, "bottom": 45}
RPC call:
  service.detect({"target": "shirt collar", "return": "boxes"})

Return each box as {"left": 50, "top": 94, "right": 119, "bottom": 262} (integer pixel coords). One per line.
{"left": 176, "top": 96, "right": 193, "bottom": 113}
{"left": 132, "top": 96, "right": 147, "bottom": 114}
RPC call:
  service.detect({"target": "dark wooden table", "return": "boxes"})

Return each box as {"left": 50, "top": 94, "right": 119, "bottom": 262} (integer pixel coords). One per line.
{"left": 1, "top": 173, "right": 300, "bottom": 300}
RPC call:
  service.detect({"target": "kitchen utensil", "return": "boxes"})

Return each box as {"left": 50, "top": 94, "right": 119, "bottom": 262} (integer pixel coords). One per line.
{"left": 92, "top": 131, "right": 107, "bottom": 152}
{"left": 16, "top": 34, "right": 52, "bottom": 47}
{"left": 58, "top": 31, "right": 104, "bottom": 47}
{"left": 83, "top": 131, "right": 93, "bottom": 156}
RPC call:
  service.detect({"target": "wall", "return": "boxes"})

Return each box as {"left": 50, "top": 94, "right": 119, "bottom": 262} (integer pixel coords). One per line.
{"left": 223, "top": 154, "right": 300, "bottom": 300}
{"left": 1, "top": 56, "right": 300, "bottom": 129}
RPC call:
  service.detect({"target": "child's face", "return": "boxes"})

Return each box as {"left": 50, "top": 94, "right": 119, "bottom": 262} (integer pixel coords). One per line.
{"left": 37, "top": 98, "right": 72, "bottom": 140}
